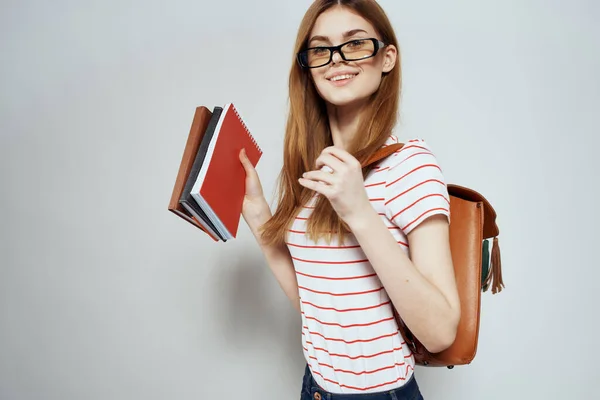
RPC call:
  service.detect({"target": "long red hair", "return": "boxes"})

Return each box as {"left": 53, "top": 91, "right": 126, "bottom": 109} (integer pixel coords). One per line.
{"left": 260, "top": 0, "right": 402, "bottom": 246}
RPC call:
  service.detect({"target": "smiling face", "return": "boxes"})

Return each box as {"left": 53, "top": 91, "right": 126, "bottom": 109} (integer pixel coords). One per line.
{"left": 307, "top": 6, "right": 397, "bottom": 109}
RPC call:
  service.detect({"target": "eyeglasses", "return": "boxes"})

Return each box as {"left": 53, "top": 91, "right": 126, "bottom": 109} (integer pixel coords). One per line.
{"left": 297, "top": 38, "right": 387, "bottom": 69}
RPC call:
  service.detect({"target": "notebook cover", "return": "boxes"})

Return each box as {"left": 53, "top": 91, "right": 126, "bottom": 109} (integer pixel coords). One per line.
{"left": 196, "top": 103, "right": 262, "bottom": 238}
{"left": 168, "top": 106, "right": 219, "bottom": 241}
{"left": 179, "top": 106, "right": 225, "bottom": 241}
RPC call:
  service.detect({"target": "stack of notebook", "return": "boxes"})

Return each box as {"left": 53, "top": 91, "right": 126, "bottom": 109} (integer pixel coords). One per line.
{"left": 168, "top": 103, "right": 263, "bottom": 241}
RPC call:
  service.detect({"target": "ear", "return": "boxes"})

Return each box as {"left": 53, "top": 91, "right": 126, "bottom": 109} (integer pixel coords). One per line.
{"left": 381, "top": 44, "right": 398, "bottom": 73}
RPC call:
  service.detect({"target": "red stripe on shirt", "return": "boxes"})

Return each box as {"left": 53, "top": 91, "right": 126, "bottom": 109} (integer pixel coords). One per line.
{"left": 397, "top": 144, "right": 431, "bottom": 155}
{"left": 389, "top": 151, "right": 434, "bottom": 170}
{"left": 372, "top": 142, "right": 428, "bottom": 172}
{"left": 304, "top": 343, "right": 403, "bottom": 360}
{"left": 287, "top": 230, "right": 336, "bottom": 235}
{"left": 303, "top": 328, "right": 400, "bottom": 344}
{"left": 365, "top": 181, "right": 385, "bottom": 188}
{"left": 402, "top": 207, "right": 449, "bottom": 231}
{"left": 390, "top": 194, "right": 450, "bottom": 221}
{"left": 296, "top": 271, "right": 377, "bottom": 280}
{"left": 384, "top": 179, "right": 446, "bottom": 206}
{"left": 301, "top": 299, "right": 391, "bottom": 312}
{"left": 303, "top": 313, "right": 395, "bottom": 328}
{"left": 286, "top": 242, "right": 361, "bottom": 249}
{"left": 298, "top": 286, "right": 384, "bottom": 297}
{"left": 292, "top": 256, "right": 369, "bottom": 265}
{"left": 373, "top": 166, "right": 390, "bottom": 173}
{"left": 309, "top": 370, "right": 340, "bottom": 387}
{"left": 309, "top": 358, "right": 406, "bottom": 376}
{"left": 386, "top": 163, "right": 441, "bottom": 188}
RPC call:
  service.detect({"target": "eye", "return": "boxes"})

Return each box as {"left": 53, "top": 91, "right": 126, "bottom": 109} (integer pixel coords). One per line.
{"left": 310, "top": 47, "right": 329, "bottom": 56}
{"left": 347, "top": 39, "right": 366, "bottom": 49}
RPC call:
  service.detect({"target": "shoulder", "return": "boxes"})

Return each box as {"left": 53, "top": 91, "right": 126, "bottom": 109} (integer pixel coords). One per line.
{"left": 378, "top": 138, "right": 442, "bottom": 172}
{"left": 380, "top": 137, "right": 450, "bottom": 234}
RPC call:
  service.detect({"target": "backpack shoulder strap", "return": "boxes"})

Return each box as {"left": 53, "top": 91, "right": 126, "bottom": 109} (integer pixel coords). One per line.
{"left": 362, "top": 143, "right": 404, "bottom": 168}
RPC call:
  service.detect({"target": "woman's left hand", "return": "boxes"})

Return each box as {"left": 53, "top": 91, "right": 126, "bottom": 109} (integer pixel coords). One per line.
{"left": 298, "top": 146, "right": 372, "bottom": 226}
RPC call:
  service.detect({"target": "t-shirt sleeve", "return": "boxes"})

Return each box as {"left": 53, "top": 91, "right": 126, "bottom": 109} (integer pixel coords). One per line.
{"left": 383, "top": 140, "right": 450, "bottom": 235}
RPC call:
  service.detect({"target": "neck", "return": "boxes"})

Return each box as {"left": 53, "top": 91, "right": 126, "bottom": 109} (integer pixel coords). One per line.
{"left": 327, "top": 101, "right": 366, "bottom": 151}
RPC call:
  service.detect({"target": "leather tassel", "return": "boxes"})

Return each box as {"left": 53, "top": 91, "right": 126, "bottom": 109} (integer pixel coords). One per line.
{"left": 489, "top": 237, "right": 504, "bottom": 294}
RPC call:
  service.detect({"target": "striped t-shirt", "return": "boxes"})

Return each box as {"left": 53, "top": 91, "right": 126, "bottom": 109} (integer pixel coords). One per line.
{"left": 286, "top": 135, "right": 451, "bottom": 394}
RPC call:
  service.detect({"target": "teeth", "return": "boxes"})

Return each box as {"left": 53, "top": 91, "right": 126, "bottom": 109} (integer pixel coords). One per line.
{"left": 330, "top": 74, "right": 356, "bottom": 82}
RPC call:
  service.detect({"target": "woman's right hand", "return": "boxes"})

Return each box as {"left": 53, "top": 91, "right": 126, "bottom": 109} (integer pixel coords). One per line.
{"left": 239, "top": 148, "right": 271, "bottom": 230}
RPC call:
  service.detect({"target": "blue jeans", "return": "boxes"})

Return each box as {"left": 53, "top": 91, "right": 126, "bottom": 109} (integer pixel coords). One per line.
{"left": 300, "top": 365, "right": 424, "bottom": 400}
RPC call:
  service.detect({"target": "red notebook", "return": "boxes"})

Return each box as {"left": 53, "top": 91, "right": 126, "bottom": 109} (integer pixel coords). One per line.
{"left": 190, "top": 103, "right": 262, "bottom": 240}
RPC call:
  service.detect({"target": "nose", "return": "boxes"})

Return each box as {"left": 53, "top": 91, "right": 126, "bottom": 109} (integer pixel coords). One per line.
{"left": 331, "top": 50, "right": 344, "bottom": 64}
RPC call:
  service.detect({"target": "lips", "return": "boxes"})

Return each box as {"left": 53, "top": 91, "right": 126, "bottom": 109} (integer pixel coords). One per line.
{"left": 329, "top": 73, "right": 357, "bottom": 82}
{"left": 326, "top": 70, "right": 359, "bottom": 79}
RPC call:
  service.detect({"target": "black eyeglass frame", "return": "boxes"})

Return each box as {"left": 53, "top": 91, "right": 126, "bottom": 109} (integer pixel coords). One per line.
{"left": 297, "top": 38, "right": 387, "bottom": 69}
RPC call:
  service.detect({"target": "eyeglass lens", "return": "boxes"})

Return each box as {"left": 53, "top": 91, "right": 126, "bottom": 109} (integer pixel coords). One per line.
{"left": 306, "top": 39, "right": 375, "bottom": 67}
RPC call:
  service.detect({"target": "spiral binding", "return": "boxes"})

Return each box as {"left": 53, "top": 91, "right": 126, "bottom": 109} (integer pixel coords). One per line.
{"left": 231, "top": 104, "right": 262, "bottom": 154}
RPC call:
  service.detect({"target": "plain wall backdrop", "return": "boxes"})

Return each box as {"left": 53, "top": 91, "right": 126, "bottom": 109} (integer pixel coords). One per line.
{"left": 1, "top": 0, "right": 599, "bottom": 398}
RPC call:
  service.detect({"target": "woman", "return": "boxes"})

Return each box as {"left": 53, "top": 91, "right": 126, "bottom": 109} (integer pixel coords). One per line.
{"left": 239, "top": 1, "right": 460, "bottom": 398}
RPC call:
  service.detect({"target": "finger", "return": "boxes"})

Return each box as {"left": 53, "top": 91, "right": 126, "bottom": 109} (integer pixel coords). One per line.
{"left": 239, "top": 148, "right": 256, "bottom": 173}
{"left": 321, "top": 146, "right": 360, "bottom": 168}
{"left": 298, "top": 177, "right": 334, "bottom": 197}
{"left": 302, "top": 170, "right": 335, "bottom": 185}
{"left": 315, "top": 152, "right": 345, "bottom": 172}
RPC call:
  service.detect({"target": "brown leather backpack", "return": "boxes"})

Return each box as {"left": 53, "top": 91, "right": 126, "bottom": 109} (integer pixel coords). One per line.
{"left": 363, "top": 143, "right": 504, "bottom": 368}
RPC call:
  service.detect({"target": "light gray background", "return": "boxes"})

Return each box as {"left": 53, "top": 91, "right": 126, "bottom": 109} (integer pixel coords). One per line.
{"left": 1, "top": 0, "right": 599, "bottom": 399}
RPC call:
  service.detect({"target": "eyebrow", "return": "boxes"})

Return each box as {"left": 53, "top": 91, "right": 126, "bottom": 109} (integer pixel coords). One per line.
{"left": 308, "top": 29, "right": 369, "bottom": 46}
